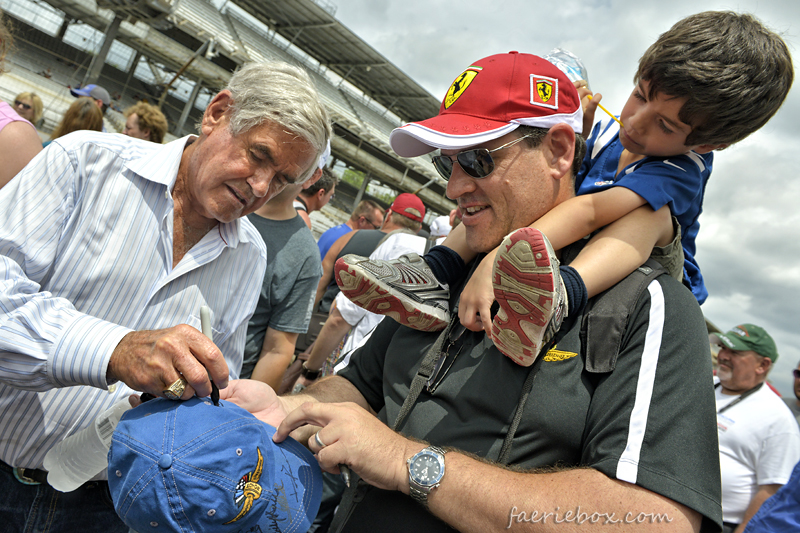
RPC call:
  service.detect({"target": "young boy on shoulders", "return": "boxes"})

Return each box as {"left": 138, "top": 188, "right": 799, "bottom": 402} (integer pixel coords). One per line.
{"left": 335, "top": 11, "right": 794, "bottom": 365}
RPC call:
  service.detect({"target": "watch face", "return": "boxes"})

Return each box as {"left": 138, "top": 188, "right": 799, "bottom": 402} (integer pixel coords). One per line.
{"left": 410, "top": 451, "right": 444, "bottom": 486}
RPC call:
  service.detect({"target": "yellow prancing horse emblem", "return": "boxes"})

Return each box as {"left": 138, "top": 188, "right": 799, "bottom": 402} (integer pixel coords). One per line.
{"left": 225, "top": 447, "right": 264, "bottom": 524}
{"left": 530, "top": 75, "right": 558, "bottom": 110}
{"left": 536, "top": 80, "right": 552, "bottom": 102}
{"left": 444, "top": 67, "right": 482, "bottom": 109}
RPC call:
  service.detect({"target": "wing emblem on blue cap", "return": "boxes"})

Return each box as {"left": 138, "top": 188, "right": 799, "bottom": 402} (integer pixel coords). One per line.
{"left": 224, "top": 447, "right": 264, "bottom": 524}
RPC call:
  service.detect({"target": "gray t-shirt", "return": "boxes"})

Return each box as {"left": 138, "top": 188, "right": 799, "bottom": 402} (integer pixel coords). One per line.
{"left": 240, "top": 213, "right": 322, "bottom": 379}
{"left": 784, "top": 398, "right": 800, "bottom": 426}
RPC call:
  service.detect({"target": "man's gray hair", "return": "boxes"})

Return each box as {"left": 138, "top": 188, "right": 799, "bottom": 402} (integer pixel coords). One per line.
{"left": 225, "top": 62, "right": 331, "bottom": 181}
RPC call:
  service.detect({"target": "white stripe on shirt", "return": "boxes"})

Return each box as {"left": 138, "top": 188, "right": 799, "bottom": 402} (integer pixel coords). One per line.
{"left": 615, "top": 280, "right": 665, "bottom": 483}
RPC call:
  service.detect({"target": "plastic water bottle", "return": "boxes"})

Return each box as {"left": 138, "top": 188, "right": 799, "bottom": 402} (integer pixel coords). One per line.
{"left": 43, "top": 400, "right": 131, "bottom": 492}
{"left": 545, "top": 48, "right": 590, "bottom": 85}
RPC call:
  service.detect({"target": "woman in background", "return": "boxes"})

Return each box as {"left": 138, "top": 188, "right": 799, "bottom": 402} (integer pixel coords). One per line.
{"left": 12, "top": 91, "right": 43, "bottom": 126}
{"left": 0, "top": 13, "right": 42, "bottom": 188}
{"left": 42, "top": 96, "right": 103, "bottom": 147}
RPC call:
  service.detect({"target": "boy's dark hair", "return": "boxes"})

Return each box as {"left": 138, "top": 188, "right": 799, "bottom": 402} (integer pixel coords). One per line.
{"left": 637, "top": 11, "right": 793, "bottom": 147}
{"left": 300, "top": 167, "right": 337, "bottom": 196}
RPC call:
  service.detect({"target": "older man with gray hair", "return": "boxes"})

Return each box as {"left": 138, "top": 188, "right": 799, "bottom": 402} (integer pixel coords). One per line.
{"left": 0, "top": 61, "right": 330, "bottom": 532}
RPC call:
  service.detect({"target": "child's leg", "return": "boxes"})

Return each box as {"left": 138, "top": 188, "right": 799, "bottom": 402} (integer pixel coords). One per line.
{"left": 333, "top": 220, "right": 478, "bottom": 332}
{"left": 569, "top": 205, "right": 674, "bottom": 298}
{"left": 490, "top": 205, "right": 673, "bottom": 365}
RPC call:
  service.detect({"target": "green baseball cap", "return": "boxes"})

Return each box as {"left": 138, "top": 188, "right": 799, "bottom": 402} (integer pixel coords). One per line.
{"left": 711, "top": 324, "right": 779, "bottom": 362}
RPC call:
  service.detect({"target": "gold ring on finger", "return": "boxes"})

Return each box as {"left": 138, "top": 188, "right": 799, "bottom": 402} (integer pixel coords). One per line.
{"left": 163, "top": 377, "right": 188, "bottom": 400}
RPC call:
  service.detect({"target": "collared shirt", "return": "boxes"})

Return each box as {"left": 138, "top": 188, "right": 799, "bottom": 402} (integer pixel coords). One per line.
{"left": 0, "top": 131, "right": 266, "bottom": 469}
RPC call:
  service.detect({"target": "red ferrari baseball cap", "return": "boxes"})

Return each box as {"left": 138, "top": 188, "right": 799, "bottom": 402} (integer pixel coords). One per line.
{"left": 390, "top": 51, "right": 583, "bottom": 157}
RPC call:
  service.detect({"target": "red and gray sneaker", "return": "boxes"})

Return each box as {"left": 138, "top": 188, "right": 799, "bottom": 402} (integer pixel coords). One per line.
{"left": 334, "top": 253, "right": 450, "bottom": 332}
{"left": 491, "top": 228, "right": 567, "bottom": 366}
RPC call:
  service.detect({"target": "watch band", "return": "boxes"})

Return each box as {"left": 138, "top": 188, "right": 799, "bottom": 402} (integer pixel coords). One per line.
{"left": 408, "top": 445, "right": 447, "bottom": 508}
{"left": 300, "top": 362, "right": 321, "bottom": 380}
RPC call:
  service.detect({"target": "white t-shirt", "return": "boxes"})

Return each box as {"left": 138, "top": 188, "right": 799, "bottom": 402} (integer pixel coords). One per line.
{"left": 716, "top": 383, "right": 800, "bottom": 523}
{"left": 333, "top": 231, "right": 427, "bottom": 373}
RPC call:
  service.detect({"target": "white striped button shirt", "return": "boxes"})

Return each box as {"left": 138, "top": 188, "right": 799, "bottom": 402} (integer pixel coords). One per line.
{"left": 0, "top": 131, "right": 266, "bottom": 469}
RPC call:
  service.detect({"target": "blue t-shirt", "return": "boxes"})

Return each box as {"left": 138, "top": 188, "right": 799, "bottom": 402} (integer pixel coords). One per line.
{"left": 317, "top": 223, "right": 353, "bottom": 259}
{"left": 744, "top": 458, "right": 800, "bottom": 532}
{"left": 576, "top": 119, "right": 713, "bottom": 304}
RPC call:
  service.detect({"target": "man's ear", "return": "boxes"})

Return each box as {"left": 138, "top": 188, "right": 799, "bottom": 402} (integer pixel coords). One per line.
{"left": 200, "top": 90, "right": 233, "bottom": 135}
{"left": 543, "top": 123, "right": 576, "bottom": 180}
{"left": 757, "top": 356, "right": 773, "bottom": 377}
{"left": 142, "top": 128, "right": 151, "bottom": 141}
{"left": 302, "top": 168, "right": 323, "bottom": 190}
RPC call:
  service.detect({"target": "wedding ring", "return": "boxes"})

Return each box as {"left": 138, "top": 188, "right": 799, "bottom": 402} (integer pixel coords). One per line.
{"left": 163, "top": 377, "right": 188, "bottom": 400}
{"left": 314, "top": 431, "right": 326, "bottom": 449}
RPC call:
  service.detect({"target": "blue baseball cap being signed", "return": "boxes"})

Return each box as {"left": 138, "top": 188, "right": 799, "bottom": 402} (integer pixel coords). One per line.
{"left": 108, "top": 397, "right": 322, "bottom": 533}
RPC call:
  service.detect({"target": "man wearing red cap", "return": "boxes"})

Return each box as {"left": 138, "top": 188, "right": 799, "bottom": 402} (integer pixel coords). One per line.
{"left": 230, "top": 52, "right": 721, "bottom": 532}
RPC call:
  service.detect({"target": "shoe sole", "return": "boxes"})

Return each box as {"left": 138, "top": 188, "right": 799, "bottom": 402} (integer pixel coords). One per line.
{"left": 335, "top": 258, "right": 449, "bottom": 332}
{"left": 491, "top": 228, "right": 556, "bottom": 366}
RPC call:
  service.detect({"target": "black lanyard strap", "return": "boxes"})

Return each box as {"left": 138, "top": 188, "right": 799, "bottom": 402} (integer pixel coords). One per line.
{"left": 715, "top": 381, "right": 764, "bottom": 415}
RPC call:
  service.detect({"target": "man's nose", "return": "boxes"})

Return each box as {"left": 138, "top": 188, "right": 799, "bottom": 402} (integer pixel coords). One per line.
{"left": 248, "top": 169, "right": 275, "bottom": 198}
{"left": 445, "top": 161, "right": 476, "bottom": 200}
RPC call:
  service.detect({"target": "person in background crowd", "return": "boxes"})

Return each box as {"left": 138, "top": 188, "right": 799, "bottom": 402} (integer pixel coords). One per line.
{"left": 123, "top": 101, "right": 168, "bottom": 143}
{"left": 42, "top": 97, "right": 103, "bottom": 147}
{"left": 295, "top": 166, "right": 337, "bottom": 229}
{"left": 0, "top": 13, "right": 42, "bottom": 189}
{"left": 13, "top": 91, "right": 43, "bottom": 125}
{"left": 70, "top": 83, "right": 110, "bottom": 116}
{"left": 711, "top": 324, "right": 800, "bottom": 533}
{"left": 240, "top": 177, "right": 324, "bottom": 390}
{"left": 784, "top": 360, "right": 800, "bottom": 425}
{"left": 317, "top": 199, "right": 385, "bottom": 259}
{"left": 429, "top": 215, "right": 452, "bottom": 246}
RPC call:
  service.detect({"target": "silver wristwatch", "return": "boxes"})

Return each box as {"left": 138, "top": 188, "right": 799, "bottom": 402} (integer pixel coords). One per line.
{"left": 407, "top": 445, "right": 447, "bottom": 508}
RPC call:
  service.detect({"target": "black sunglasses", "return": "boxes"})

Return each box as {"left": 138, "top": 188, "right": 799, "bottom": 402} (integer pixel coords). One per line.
{"left": 14, "top": 100, "right": 31, "bottom": 110}
{"left": 793, "top": 369, "right": 800, "bottom": 379}
{"left": 431, "top": 134, "right": 533, "bottom": 180}
{"left": 361, "top": 215, "right": 380, "bottom": 229}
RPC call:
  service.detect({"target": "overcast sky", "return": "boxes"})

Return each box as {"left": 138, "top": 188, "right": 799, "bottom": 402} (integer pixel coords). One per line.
{"left": 326, "top": 0, "right": 800, "bottom": 397}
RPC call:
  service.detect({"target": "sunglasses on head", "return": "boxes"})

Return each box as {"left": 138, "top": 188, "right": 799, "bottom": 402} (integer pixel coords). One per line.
{"left": 794, "top": 369, "right": 800, "bottom": 379}
{"left": 14, "top": 100, "right": 31, "bottom": 110}
{"left": 431, "top": 134, "right": 533, "bottom": 181}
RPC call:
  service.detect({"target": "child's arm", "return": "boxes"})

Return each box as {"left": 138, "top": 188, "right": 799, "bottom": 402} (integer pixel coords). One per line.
{"left": 458, "top": 187, "right": 650, "bottom": 332}
{"left": 570, "top": 204, "right": 674, "bottom": 296}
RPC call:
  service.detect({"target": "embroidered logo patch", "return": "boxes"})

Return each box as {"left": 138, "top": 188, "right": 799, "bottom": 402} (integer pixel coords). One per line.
{"left": 444, "top": 67, "right": 482, "bottom": 108}
{"left": 543, "top": 345, "right": 577, "bottom": 362}
{"left": 530, "top": 74, "right": 558, "bottom": 110}
{"left": 731, "top": 325, "right": 750, "bottom": 337}
{"left": 225, "top": 447, "right": 264, "bottom": 524}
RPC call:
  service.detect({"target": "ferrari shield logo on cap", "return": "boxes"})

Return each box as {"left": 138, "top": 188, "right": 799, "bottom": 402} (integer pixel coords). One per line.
{"left": 530, "top": 74, "right": 558, "bottom": 110}
{"left": 444, "top": 67, "right": 481, "bottom": 108}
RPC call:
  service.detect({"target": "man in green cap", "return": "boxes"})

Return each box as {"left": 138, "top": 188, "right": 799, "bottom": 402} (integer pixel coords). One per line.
{"left": 711, "top": 324, "right": 800, "bottom": 533}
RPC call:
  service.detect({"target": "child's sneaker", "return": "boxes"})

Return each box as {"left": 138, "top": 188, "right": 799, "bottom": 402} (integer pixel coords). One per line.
{"left": 491, "top": 228, "right": 567, "bottom": 366}
{"left": 334, "top": 253, "right": 450, "bottom": 332}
